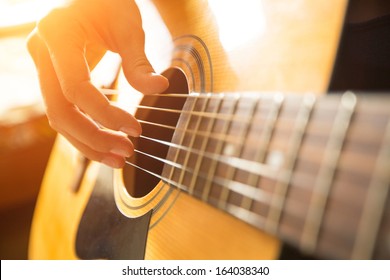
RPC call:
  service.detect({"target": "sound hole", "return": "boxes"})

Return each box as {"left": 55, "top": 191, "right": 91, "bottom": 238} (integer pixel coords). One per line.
{"left": 122, "top": 68, "right": 189, "bottom": 197}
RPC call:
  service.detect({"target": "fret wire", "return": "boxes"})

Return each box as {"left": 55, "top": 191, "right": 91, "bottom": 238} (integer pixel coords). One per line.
{"left": 130, "top": 96, "right": 338, "bottom": 128}
{"left": 224, "top": 204, "right": 267, "bottom": 230}
{"left": 240, "top": 94, "right": 284, "bottom": 211}
{"left": 129, "top": 114, "right": 390, "bottom": 249}
{"left": 217, "top": 97, "right": 259, "bottom": 210}
{"left": 194, "top": 96, "right": 238, "bottom": 203}
{"left": 139, "top": 114, "right": 271, "bottom": 144}
{"left": 132, "top": 102, "right": 266, "bottom": 123}
{"left": 176, "top": 96, "right": 215, "bottom": 195}
{"left": 127, "top": 149, "right": 384, "bottom": 245}
{"left": 300, "top": 92, "right": 357, "bottom": 255}
{"left": 126, "top": 158, "right": 277, "bottom": 232}
{"left": 265, "top": 94, "right": 316, "bottom": 233}
{"left": 352, "top": 120, "right": 390, "bottom": 259}
{"left": 135, "top": 99, "right": 382, "bottom": 153}
{"left": 130, "top": 145, "right": 358, "bottom": 237}
{"left": 132, "top": 148, "right": 273, "bottom": 205}
{"left": 188, "top": 96, "right": 224, "bottom": 195}
{"left": 121, "top": 92, "right": 390, "bottom": 257}
{"left": 138, "top": 134, "right": 281, "bottom": 180}
{"left": 165, "top": 96, "right": 199, "bottom": 193}
{"left": 138, "top": 109, "right": 377, "bottom": 184}
{"left": 138, "top": 122, "right": 380, "bottom": 196}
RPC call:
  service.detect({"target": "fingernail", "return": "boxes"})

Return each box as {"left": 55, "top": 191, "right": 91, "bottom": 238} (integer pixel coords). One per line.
{"left": 110, "top": 148, "right": 131, "bottom": 158}
{"left": 101, "top": 157, "right": 123, "bottom": 169}
{"left": 120, "top": 126, "right": 140, "bottom": 137}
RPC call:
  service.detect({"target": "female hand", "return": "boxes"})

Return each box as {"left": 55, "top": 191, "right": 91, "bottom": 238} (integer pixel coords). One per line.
{"left": 27, "top": 0, "right": 169, "bottom": 168}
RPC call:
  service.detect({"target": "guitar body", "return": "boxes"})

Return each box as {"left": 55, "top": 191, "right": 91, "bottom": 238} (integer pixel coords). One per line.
{"left": 29, "top": 0, "right": 348, "bottom": 259}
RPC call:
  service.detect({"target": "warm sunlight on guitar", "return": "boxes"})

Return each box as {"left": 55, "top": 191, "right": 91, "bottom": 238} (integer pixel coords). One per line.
{"left": 24, "top": 0, "right": 390, "bottom": 261}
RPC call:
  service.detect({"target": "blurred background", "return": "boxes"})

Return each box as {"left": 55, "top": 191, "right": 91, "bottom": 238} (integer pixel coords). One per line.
{"left": 0, "top": 0, "right": 66, "bottom": 259}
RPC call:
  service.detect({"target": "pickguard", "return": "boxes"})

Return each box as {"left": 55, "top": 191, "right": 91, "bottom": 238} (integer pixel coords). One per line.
{"left": 76, "top": 165, "right": 152, "bottom": 260}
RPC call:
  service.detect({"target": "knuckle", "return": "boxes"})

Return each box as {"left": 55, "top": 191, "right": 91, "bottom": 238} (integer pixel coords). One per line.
{"left": 26, "top": 31, "right": 46, "bottom": 64}
{"left": 129, "top": 56, "right": 151, "bottom": 72}
{"left": 45, "top": 107, "right": 66, "bottom": 134}
{"left": 46, "top": 114, "right": 61, "bottom": 133}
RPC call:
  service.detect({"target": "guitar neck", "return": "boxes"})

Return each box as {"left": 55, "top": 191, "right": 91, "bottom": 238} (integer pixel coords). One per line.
{"left": 159, "top": 92, "right": 390, "bottom": 259}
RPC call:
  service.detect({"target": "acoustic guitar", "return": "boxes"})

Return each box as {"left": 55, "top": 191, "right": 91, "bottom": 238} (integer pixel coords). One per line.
{"left": 28, "top": 0, "right": 390, "bottom": 259}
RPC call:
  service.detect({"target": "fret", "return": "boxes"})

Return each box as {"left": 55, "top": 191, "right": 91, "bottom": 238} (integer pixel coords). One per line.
{"left": 197, "top": 95, "right": 240, "bottom": 203}
{"left": 153, "top": 92, "right": 390, "bottom": 259}
{"left": 224, "top": 204, "right": 267, "bottom": 229}
{"left": 352, "top": 121, "right": 390, "bottom": 259}
{"left": 187, "top": 94, "right": 224, "bottom": 195}
{"left": 300, "top": 92, "right": 357, "bottom": 255}
{"left": 265, "top": 94, "right": 316, "bottom": 233}
{"left": 240, "top": 94, "right": 284, "bottom": 211}
{"left": 173, "top": 95, "right": 212, "bottom": 194}
{"left": 163, "top": 95, "right": 199, "bottom": 190}
{"left": 217, "top": 96, "right": 258, "bottom": 209}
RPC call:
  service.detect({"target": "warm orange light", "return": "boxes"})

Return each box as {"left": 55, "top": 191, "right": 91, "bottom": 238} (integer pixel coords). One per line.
{"left": 208, "top": 0, "right": 266, "bottom": 51}
{"left": 0, "top": 0, "right": 66, "bottom": 28}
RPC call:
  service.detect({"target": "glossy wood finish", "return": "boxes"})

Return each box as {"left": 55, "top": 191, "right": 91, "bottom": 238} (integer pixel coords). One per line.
{"left": 29, "top": 0, "right": 348, "bottom": 259}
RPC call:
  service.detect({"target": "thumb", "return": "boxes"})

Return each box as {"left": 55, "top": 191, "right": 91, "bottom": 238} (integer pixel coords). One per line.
{"left": 104, "top": 0, "right": 169, "bottom": 94}
{"left": 121, "top": 52, "right": 169, "bottom": 94}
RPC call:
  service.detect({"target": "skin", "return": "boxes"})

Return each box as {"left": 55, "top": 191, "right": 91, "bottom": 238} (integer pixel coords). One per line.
{"left": 27, "top": 0, "right": 169, "bottom": 168}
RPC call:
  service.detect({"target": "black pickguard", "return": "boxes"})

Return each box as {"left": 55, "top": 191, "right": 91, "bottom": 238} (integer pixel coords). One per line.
{"left": 76, "top": 165, "right": 152, "bottom": 260}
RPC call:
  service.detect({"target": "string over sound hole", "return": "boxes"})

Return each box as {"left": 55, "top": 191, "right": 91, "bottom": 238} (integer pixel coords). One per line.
{"left": 122, "top": 68, "right": 189, "bottom": 198}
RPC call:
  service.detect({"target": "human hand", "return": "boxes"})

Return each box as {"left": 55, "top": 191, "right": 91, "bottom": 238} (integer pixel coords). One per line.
{"left": 27, "top": 0, "right": 169, "bottom": 168}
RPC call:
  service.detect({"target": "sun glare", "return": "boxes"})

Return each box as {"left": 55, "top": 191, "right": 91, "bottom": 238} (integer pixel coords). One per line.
{"left": 0, "top": 0, "right": 66, "bottom": 28}
{"left": 208, "top": 0, "right": 267, "bottom": 51}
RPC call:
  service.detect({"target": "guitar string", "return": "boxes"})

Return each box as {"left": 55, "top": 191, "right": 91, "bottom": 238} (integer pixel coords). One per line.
{"left": 130, "top": 135, "right": 368, "bottom": 199}
{"left": 124, "top": 93, "right": 380, "bottom": 181}
{"left": 123, "top": 92, "right": 378, "bottom": 192}
{"left": 113, "top": 91, "right": 387, "bottom": 254}
{"left": 117, "top": 94, "right": 384, "bottom": 247}
{"left": 106, "top": 89, "right": 390, "bottom": 118}
{"left": 126, "top": 130, "right": 371, "bottom": 212}
{"left": 118, "top": 93, "right": 378, "bottom": 190}
{"left": 120, "top": 94, "right": 339, "bottom": 125}
{"left": 124, "top": 122, "right": 378, "bottom": 244}
{"left": 125, "top": 156, "right": 279, "bottom": 231}
{"left": 131, "top": 123, "right": 378, "bottom": 219}
{"left": 118, "top": 96, "right": 384, "bottom": 146}
{"left": 133, "top": 119, "right": 376, "bottom": 178}
{"left": 118, "top": 90, "right": 380, "bottom": 185}
{"left": 128, "top": 102, "right": 275, "bottom": 123}
{"left": 125, "top": 147, "right": 366, "bottom": 238}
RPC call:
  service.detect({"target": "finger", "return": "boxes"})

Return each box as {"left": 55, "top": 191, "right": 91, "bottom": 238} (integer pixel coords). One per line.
{"left": 27, "top": 30, "right": 134, "bottom": 157}
{"left": 85, "top": 41, "right": 107, "bottom": 71}
{"left": 36, "top": 8, "right": 141, "bottom": 136}
{"left": 109, "top": 2, "right": 169, "bottom": 94}
{"left": 49, "top": 102, "right": 135, "bottom": 157}
{"left": 120, "top": 38, "right": 170, "bottom": 94}
{"left": 121, "top": 47, "right": 170, "bottom": 95}
{"left": 58, "top": 80, "right": 142, "bottom": 137}
{"left": 61, "top": 132, "right": 127, "bottom": 169}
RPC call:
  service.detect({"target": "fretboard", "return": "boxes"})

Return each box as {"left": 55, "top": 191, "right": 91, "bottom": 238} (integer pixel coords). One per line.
{"left": 159, "top": 92, "right": 390, "bottom": 259}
